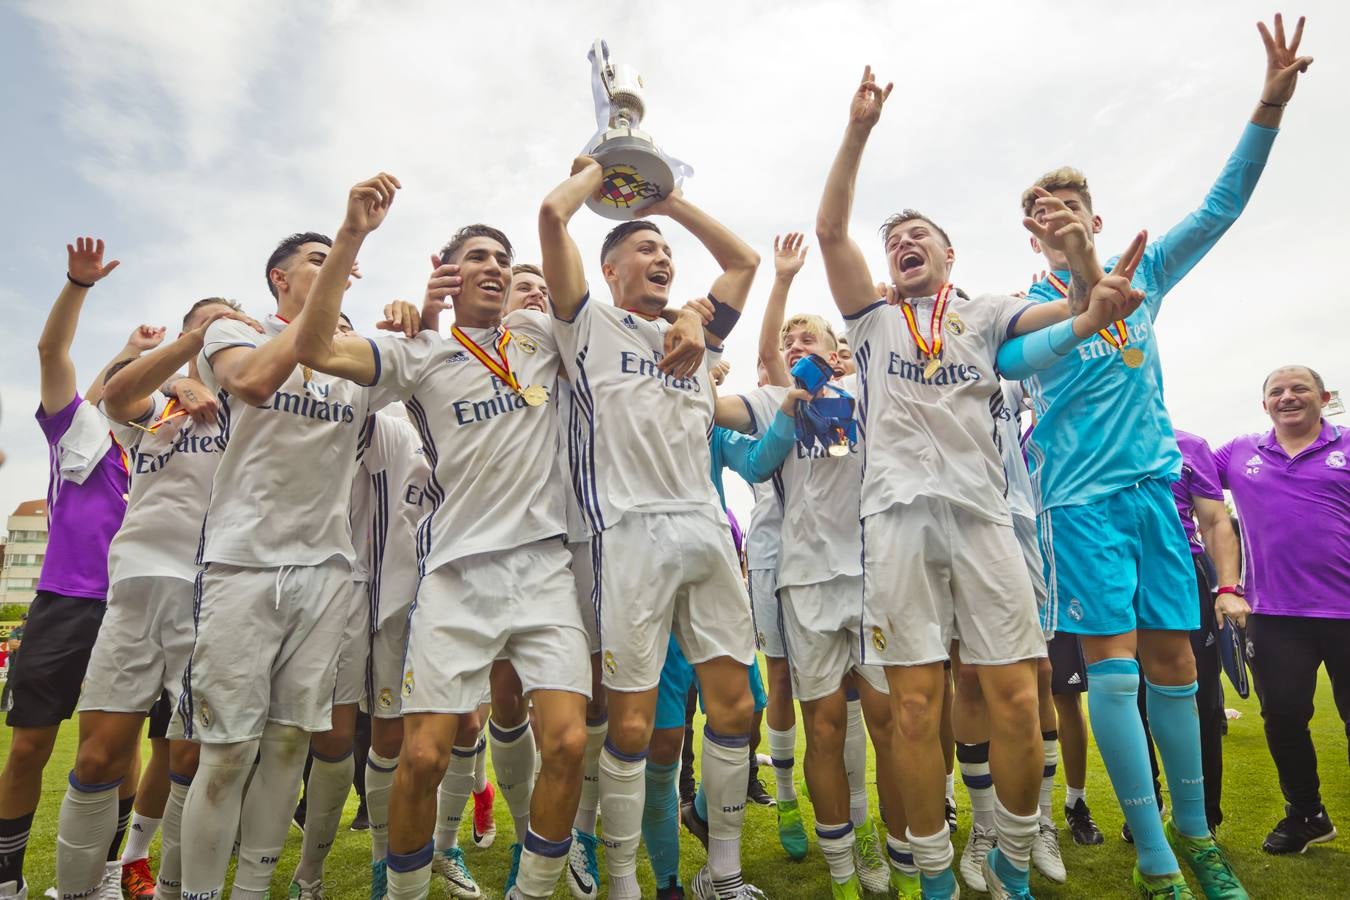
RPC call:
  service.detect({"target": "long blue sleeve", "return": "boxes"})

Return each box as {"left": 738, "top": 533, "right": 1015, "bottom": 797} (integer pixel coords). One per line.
{"left": 1139, "top": 122, "right": 1277, "bottom": 313}
{"left": 996, "top": 318, "right": 1082, "bottom": 381}
{"left": 708, "top": 411, "right": 795, "bottom": 507}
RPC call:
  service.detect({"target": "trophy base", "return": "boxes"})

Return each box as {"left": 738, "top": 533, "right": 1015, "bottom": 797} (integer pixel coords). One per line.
{"left": 585, "top": 130, "right": 675, "bottom": 221}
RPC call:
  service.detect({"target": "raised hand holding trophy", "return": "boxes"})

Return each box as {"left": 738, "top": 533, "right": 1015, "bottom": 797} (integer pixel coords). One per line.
{"left": 582, "top": 39, "right": 691, "bottom": 220}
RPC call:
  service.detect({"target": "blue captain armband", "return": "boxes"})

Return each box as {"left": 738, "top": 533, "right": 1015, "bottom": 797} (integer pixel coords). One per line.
{"left": 996, "top": 318, "right": 1080, "bottom": 380}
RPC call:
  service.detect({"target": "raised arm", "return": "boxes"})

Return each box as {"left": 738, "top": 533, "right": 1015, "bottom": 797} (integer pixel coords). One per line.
{"left": 38, "top": 238, "right": 122, "bottom": 414}
{"left": 642, "top": 188, "right": 760, "bottom": 338}
{"left": 539, "top": 157, "right": 603, "bottom": 321}
{"left": 1149, "top": 14, "right": 1312, "bottom": 302}
{"left": 758, "top": 233, "right": 807, "bottom": 387}
{"left": 293, "top": 173, "right": 402, "bottom": 385}
{"left": 1013, "top": 188, "right": 1109, "bottom": 330}
{"left": 816, "top": 66, "right": 892, "bottom": 317}
{"left": 102, "top": 311, "right": 250, "bottom": 422}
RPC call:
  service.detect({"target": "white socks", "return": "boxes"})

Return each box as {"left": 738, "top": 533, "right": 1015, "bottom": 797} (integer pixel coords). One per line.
{"left": 121, "top": 812, "right": 161, "bottom": 864}
{"left": 958, "top": 741, "right": 995, "bottom": 831}
{"left": 1041, "top": 732, "right": 1059, "bottom": 824}
{"left": 56, "top": 774, "right": 119, "bottom": 898}
{"left": 701, "top": 727, "right": 750, "bottom": 887}
{"left": 180, "top": 739, "right": 257, "bottom": 898}
{"left": 816, "top": 822, "right": 857, "bottom": 883}
{"left": 906, "top": 826, "right": 954, "bottom": 877}
{"left": 385, "top": 844, "right": 433, "bottom": 900}
{"left": 597, "top": 742, "right": 645, "bottom": 899}
{"left": 365, "top": 751, "right": 397, "bottom": 862}
{"left": 155, "top": 776, "right": 189, "bottom": 898}
{"left": 231, "top": 724, "right": 310, "bottom": 895}
{"left": 573, "top": 718, "right": 607, "bottom": 835}
{"left": 766, "top": 724, "right": 798, "bottom": 803}
{"left": 844, "top": 698, "right": 868, "bottom": 827}
{"left": 435, "top": 744, "right": 478, "bottom": 852}
{"left": 489, "top": 718, "right": 536, "bottom": 841}
{"left": 294, "top": 749, "right": 355, "bottom": 883}
{"left": 994, "top": 799, "right": 1039, "bottom": 871}
{"left": 1065, "top": 785, "right": 1086, "bottom": 808}
{"left": 515, "top": 829, "right": 572, "bottom": 899}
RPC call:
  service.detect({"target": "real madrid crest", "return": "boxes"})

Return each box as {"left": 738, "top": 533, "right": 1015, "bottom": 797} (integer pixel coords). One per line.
{"left": 401, "top": 668, "right": 416, "bottom": 698}
{"left": 378, "top": 688, "right": 394, "bottom": 710}
{"left": 871, "top": 626, "right": 887, "bottom": 652}
{"left": 515, "top": 334, "right": 539, "bottom": 355}
{"left": 198, "top": 697, "right": 212, "bottom": 727}
{"left": 945, "top": 314, "right": 965, "bottom": 336}
{"left": 603, "top": 650, "right": 618, "bottom": 675}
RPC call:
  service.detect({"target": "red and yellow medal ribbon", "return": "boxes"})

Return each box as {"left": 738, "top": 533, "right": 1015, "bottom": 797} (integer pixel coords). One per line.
{"left": 1045, "top": 272, "right": 1129, "bottom": 352}
{"left": 126, "top": 398, "right": 189, "bottom": 435}
{"left": 451, "top": 325, "right": 522, "bottom": 394}
{"left": 900, "top": 283, "right": 953, "bottom": 361}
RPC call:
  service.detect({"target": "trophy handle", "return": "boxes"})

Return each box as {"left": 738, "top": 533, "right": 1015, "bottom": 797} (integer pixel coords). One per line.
{"left": 592, "top": 38, "right": 614, "bottom": 98}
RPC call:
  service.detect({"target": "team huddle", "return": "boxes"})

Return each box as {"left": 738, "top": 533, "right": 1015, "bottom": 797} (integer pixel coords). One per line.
{"left": 0, "top": 12, "right": 1329, "bottom": 900}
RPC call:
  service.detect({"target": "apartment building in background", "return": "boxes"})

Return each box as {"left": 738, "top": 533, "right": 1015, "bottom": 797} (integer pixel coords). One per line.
{"left": 1, "top": 500, "right": 48, "bottom": 606}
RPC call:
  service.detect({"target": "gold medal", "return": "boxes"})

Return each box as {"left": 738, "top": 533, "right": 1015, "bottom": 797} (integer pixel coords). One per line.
{"left": 828, "top": 441, "right": 849, "bottom": 457}
{"left": 903, "top": 285, "right": 953, "bottom": 385}
{"left": 1122, "top": 347, "right": 1145, "bottom": 368}
{"left": 923, "top": 357, "right": 941, "bottom": 380}
{"left": 519, "top": 384, "right": 548, "bottom": 407}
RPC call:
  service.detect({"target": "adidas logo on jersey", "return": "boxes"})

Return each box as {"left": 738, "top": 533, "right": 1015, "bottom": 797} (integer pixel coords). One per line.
{"left": 1244, "top": 454, "right": 1262, "bottom": 476}
{"left": 444, "top": 351, "right": 470, "bottom": 365}
{"left": 1066, "top": 672, "right": 1082, "bottom": 686}
{"left": 621, "top": 315, "right": 640, "bottom": 330}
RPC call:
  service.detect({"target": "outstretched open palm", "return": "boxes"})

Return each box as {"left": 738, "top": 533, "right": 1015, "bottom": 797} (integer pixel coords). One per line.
{"left": 66, "top": 237, "right": 120, "bottom": 285}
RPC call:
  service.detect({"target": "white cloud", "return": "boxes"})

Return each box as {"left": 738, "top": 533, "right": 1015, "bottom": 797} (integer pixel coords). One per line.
{"left": 3, "top": 0, "right": 1347, "bottom": 528}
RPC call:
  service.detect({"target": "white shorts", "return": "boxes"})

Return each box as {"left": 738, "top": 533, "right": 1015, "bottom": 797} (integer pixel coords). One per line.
{"left": 568, "top": 539, "right": 601, "bottom": 654}
{"left": 79, "top": 576, "right": 195, "bottom": 715}
{"left": 367, "top": 606, "right": 410, "bottom": 719}
{"left": 749, "top": 568, "right": 785, "bottom": 659}
{"left": 402, "top": 539, "right": 591, "bottom": 714}
{"left": 594, "top": 510, "right": 755, "bottom": 692}
{"left": 180, "top": 559, "right": 352, "bottom": 743}
{"left": 861, "top": 500, "right": 1047, "bottom": 668}
{"left": 780, "top": 575, "right": 888, "bottom": 702}
{"left": 334, "top": 579, "right": 371, "bottom": 706}
{"left": 1014, "top": 513, "right": 1052, "bottom": 637}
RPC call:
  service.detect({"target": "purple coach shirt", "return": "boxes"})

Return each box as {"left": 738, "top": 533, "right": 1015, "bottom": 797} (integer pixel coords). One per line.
{"left": 1171, "top": 430, "right": 1225, "bottom": 556}
{"left": 1215, "top": 420, "right": 1350, "bottom": 620}
{"left": 35, "top": 395, "right": 129, "bottom": 599}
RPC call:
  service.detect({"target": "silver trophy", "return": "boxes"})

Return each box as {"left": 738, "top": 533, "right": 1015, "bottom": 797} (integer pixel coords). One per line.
{"left": 583, "top": 39, "right": 690, "bottom": 220}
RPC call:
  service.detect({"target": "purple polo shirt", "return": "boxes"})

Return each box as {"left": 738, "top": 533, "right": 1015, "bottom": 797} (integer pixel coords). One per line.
{"left": 1171, "top": 430, "right": 1225, "bottom": 556}
{"left": 35, "top": 395, "right": 129, "bottom": 599}
{"left": 1215, "top": 420, "right": 1350, "bottom": 619}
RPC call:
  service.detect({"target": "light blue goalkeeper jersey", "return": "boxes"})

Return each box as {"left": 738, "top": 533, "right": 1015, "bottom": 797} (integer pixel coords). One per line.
{"left": 1007, "top": 122, "right": 1277, "bottom": 511}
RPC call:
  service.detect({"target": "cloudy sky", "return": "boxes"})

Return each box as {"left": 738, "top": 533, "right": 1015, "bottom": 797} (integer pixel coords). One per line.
{"left": 1, "top": 1, "right": 1345, "bottom": 532}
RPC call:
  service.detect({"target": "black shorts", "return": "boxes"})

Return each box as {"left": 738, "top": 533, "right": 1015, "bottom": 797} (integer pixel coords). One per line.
{"left": 147, "top": 690, "right": 173, "bottom": 739}
{"left": 5, "top": 591, "right": 106, "bottom": 728}
{"left": 1047, "top": 631, "right": 1087, "bottom": 696}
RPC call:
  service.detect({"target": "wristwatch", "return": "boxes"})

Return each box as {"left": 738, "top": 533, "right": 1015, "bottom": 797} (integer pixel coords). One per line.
{"left": 1214, "top": 584, "right": 1244, "bottom": 597}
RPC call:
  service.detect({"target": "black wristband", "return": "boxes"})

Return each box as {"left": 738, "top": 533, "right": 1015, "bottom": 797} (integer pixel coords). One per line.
{"left": 1259, "top": 99, "right": 1286, "bottom": 109}
{"left": 67, "top": 273, "right": 95, "bottom": 289}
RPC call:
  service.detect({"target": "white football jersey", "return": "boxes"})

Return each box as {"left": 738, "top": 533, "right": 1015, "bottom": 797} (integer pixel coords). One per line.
{"left": 555, "top": 379, "right": 592, "bottom": 544}
{"left": 775, "top": 375, "right": 864, "bottom": 590}
{"left": 999, "top": 381, "right": 1038, "bottom": 521}
{"left": 845, "top": 292, "right": 1029, "bottom": 524}
{"left": 737, "top": 386, "right": 787, "bottom": 572}
{"left": 104, "top": 392, "right": 226, "bottom": 584}
{"left": 349, "top": 464, "right": 372, "bottom": 583}
{"left": 196, "top": 315, "right": 372, "bottom": 568}
{"left": 367, "top": 309, "right": 567, "bottom": 574}
{"left": 553, "top": 295, "right": 724, "bottom": 531}
{"left": 363, "top": 413, "right": 430, "bottom": 627}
